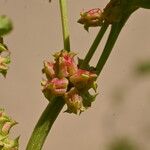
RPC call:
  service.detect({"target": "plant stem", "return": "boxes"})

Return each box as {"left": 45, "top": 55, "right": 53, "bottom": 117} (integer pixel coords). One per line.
{"left": 26, "top": 98, "right": 65, "bottom": 150}
{"left": 59, "top": 0, "right": 70, "bottom": 51}
{"left": 26, "top": 0, "right": 70, "bottom": 149}
{"left": 80, "top": 22, "right": 109, "bottom": 69}
{"left": 96, "top": 15, "right": 130, "bottom": 76}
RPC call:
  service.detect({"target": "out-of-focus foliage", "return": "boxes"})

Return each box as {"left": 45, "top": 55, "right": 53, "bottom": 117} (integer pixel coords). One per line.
{"left": 0, "top": 15, "right": 12, "bottom": 77}
{"left": 135, "top": 60, "right": 150, "bottom": 76}
{"left": 0, "top": 16, "right": 13, "bottom": 36}
{"left": 0, "top": 37, "right": 11, "bottom": 77}
{"left": 107, "top": 138, "right": 138, "bottom": 150}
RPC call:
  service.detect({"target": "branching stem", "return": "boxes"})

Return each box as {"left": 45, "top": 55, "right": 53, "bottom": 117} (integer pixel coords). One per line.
{"left": 96, "top": 14, "right": 131, "bottom": 76}
{"left": 81, "top": 22, "right": 109, "bottom": 69}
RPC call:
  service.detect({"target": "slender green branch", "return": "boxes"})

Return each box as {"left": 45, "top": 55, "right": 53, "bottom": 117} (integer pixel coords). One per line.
{"left": 59, "top": 0, "right": 70, "bottom": 51}
{"left": 80, "top": 22, "right": 109, "bottom": 69}
{"left": 26, "top": 98, "right": 65, "bottom": 150}
{"left": 96, "top": 15, "right": 131, "bottom": 76}
{"left": 26, "top": 1, "right": 70, "bottom": 149}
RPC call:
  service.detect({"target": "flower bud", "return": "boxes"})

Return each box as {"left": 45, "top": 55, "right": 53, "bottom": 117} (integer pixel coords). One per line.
{"left": 42, "top": 77, "right": 69, "bottom": 96}
{"left": 70, "top": 69, "right": 97, "bottom": 91}
{"left": 0, "top": 109, "right": 19, "bottom": 150}
{"left": 54, "top": 50, "right": 78, "bottom": 77}
{"left": 64, "top": 88, "right": 85, "bottom": 114}
{"left": 42, "top": 61, "right": 55, "bottom": 79}
{"left": 78, "top": 8, "right": 103, "bottom": 31}
{"left": 2, "top": 121, "right": 17, "bottom": 135}
{"left": 0, "top": 56, "right": 10, "bottom": 77}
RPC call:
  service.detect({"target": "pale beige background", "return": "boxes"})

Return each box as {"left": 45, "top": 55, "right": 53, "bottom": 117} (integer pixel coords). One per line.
{"left": 0, "top": 0, "right": 150, "bottom": 150}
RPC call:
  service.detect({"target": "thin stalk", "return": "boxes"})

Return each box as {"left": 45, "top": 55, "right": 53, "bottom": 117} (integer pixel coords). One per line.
{"left": 80, "top": 22, "right": 109, "bottom": 69}
{"left": 59, "top": 0, "right": 70, "bottom": 51}
{"left": 96, "top": 14, "right": 131, "bottom": 76}
{"left": 26, "top": 98, "right": 65, "bottom": 150}
{"left": 26, "top": 0, "right": 70, "bottom": 149}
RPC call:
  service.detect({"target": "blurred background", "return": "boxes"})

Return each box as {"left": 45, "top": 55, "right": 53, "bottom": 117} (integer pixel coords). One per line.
{"left": 0, "top": 0, "right": 150, "bottom": 149}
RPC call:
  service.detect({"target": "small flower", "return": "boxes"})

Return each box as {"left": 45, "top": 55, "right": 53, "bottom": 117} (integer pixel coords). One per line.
{"left": 42, "top": 61, "right": 55, "bottom": 79}
{"left": 54, "top": 50, "right": 78, "bottom": 77}
{"left": 70, "top": 69, "right": 97, "bottom": 91}
{"left": 42, "top": 77, "right": 68, "bottom": 96}
{"left": 2, "top": 121, "right": 17, "bottom": 135}
{"left": 0, "top": 56, "right": 10, "bottom": 77}
{"left": 78, "top": 8, "right": 103, "bottom": 31}
{"left": 64, "top": 88, "right": 85, "bottom": 114}
{"left": 0, "top": 109, "right": 19, "bottom": 150}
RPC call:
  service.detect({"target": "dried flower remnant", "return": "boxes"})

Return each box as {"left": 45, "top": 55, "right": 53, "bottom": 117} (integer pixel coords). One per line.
{"left": 65, "top": 88, "right": 85, "bottom": 114}
{"left": 0, "top": 109, "right": 19, "bottom": 150}
{"left": 78, "top": 8, "right": 104, "bottom": 31}
{"left": 42, "top": 50, "right": 98, "bottom": 114}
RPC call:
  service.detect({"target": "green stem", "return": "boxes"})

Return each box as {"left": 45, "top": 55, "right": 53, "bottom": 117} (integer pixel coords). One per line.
{"left": 26, "top": 98, "right": 65, "bottom": 150}
{"left": 96, "top": 15, "right": 131, "bottom": 76}
{"left": 59, "top": 0, "right": 70, "bottom": 51}
{"left": 26, "top": 1, "right": 70, "bottom": 149}
{"left": 80, "top": 22, "right": 109, "bottom": 69}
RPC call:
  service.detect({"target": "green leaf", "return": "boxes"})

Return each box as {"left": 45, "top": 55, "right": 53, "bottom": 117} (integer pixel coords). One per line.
{"left": 0, "top": 16, "right": 13, "bottom": 36}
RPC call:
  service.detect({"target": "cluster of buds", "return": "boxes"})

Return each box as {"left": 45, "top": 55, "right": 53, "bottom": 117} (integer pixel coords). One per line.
{"left": 42, "top": 50, "right": 98, "bottom": 114}
{"left": 0, "top": 37, "right": 10, "bottom": 77}
{"left": 0, "top": 109, "right": 19, "bottom": 150}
